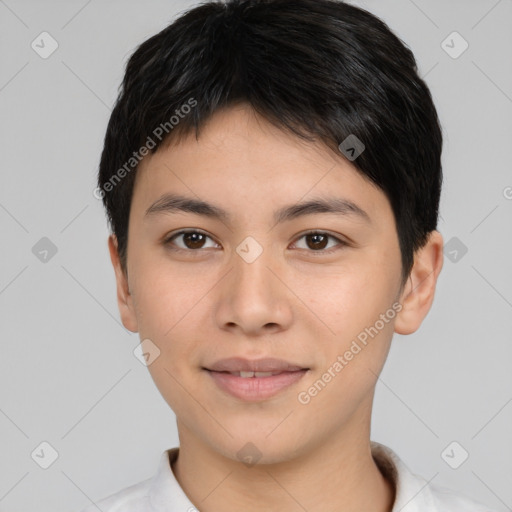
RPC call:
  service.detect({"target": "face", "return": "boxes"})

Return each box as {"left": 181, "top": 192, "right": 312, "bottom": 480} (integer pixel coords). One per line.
{"left": 110, "top": 103, "right": 441, "bottom": 464}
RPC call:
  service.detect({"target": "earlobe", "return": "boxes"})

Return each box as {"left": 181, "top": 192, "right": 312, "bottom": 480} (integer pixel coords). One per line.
{"left": 108, "top": 235, "right": 139, "bottom": 333}
{"left": 394, "top": 230, "right": 444, "bottom": 335}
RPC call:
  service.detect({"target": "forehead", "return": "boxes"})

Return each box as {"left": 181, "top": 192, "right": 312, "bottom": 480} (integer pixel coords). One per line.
{"left": 132, "top": 104, "right": 389, "bottom": 224}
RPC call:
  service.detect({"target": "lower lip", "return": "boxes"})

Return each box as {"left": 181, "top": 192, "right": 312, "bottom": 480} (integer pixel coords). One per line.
{"left": 206, "top": 369, "right": 308, "bottom": 401}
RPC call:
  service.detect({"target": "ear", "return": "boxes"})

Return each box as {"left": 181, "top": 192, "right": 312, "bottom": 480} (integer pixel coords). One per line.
{"left": 394, "top": 230, "right": 444, "bottom": 335}
{"left": 108, "top": 235, "right": 138, "bottom": 333}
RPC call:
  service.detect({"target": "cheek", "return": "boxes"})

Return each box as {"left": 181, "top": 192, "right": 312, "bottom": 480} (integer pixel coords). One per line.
{"left": 135, "top": 271, "right": 201, "bottom": 412}
{"left": 130, "top": 257, "right": 200, "bottom": 338}
{"left": 299, "top": 257, "right": 398, "bottom": 369}
{"left": 299, "top": 282, "right": 396, "bottom": 417}
{"left": 300, "top": 266, "right": 385, "bottom": 332}
{"left": 131, "top": 258, "right": 215, "bottom": 360}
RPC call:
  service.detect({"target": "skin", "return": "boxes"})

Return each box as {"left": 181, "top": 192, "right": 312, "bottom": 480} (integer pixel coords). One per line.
{"left": 109, "top": 103, "right": 444, "bottom": 512}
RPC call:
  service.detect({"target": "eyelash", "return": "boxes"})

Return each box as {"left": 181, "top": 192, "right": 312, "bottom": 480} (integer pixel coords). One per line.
{"left": 163, "top": 229, "right": 348, "bottom": 255}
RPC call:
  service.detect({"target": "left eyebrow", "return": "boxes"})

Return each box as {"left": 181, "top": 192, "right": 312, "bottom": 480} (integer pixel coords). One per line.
{"left": 273, "top": 196, "right": 371, "bottom": 225}
{"left": 144, "top": 193, "right": 371, "bottom": 225}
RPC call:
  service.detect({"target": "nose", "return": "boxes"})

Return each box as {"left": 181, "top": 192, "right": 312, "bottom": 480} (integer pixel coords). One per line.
{"left": 213, "top": 243, "right": 293, "bottom": 337}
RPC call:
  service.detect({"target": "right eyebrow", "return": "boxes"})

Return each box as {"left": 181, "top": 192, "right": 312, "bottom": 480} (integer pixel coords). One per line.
{"left": 145, "top": 193, "right": 232, "bottom": 223}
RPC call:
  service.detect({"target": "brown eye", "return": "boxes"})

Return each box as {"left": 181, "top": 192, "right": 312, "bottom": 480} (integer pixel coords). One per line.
{"left": 182, "top": 232, "right": 206, "bottom": 249}
{"left": 293, "top": 231, "right": 347, "bottom": 253}
{"left": 165, "top": 230, "right": 218, "bottom": 251}
{"left": 305, "top": 233, "right": 329, "bottom": 250}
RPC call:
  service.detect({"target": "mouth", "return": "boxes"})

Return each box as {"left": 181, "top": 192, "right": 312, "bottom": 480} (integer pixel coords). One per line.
{"left": 203, "top": 358, "right": 310, "bottom": 401}
{"left": 204, "top": 356, "right": 309, "bottom": 373}
{"left": 214, "top": 370, "right": 296, "bottom": 378}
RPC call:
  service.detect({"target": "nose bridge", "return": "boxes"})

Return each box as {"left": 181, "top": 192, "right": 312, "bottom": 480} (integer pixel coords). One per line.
{"left": 214, "top": 234, "right": 292, "bottom": 334}
{"left": 231, "top": 234, "right": 279, "bottom": 302}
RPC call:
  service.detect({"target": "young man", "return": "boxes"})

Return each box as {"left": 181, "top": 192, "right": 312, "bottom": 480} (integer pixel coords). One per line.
{"left": 83, "top": 1, "right": 497, "bottom": 510}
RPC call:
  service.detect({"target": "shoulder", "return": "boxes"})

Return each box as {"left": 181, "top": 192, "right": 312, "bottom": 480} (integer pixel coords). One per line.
{"left": 428, "top": 481, "right": 499, "bottom": 512}
{"left": 370, "top": 441, "right": 499, "bottom": 512}
{"left": 78, "top": 448, "right": 184, "bottom": 512}
{"left": 79, "top": 477, "right": 153, "bottom": 512}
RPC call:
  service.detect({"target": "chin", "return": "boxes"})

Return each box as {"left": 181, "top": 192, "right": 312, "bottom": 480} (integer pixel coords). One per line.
{"left": 211, "top": 428, "right": 307, "bottom": 467}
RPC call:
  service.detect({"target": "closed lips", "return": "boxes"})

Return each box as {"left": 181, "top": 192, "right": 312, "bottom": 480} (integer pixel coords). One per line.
{"left": 220, "top": 370, "right": 301, "bottom": 378}
{"left": 204, "top": 358, "right": 310, "bottom": 401}
{"left": 204, "top": 357, "right": 309, "bottom": 374}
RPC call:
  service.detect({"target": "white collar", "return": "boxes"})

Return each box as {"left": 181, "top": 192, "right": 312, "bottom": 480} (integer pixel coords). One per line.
{"left": 97, "top": 441, "right": 493, "bottom": 511}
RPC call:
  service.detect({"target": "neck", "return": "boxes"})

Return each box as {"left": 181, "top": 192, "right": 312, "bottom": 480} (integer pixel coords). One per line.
{"left": 172, "top": 409, "right": 395, "bottom": 512}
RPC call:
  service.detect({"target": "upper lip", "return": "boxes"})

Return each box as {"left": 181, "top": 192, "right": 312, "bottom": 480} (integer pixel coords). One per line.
{"left": 205, "top": 357, "right": 308, "bottom": 373}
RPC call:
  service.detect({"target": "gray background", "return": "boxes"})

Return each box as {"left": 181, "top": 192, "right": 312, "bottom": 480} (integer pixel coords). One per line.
{"left": 0, "top": 0, "right": 511, "bottom": 511}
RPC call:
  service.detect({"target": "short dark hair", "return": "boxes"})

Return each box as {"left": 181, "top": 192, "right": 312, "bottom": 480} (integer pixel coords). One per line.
{"left": 98, "top": 0, "right": 443, "bottom": 288}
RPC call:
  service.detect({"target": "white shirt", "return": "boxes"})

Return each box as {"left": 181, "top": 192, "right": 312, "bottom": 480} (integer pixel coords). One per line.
{"left": 80, "top": 441, "right": 496, "bottom": 512}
